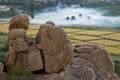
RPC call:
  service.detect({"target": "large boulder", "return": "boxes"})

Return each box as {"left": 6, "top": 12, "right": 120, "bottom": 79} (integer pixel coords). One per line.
{"left": 9, "top": 14, "right": 29, "bottom": 31}
{"left": 74, "top": 44, "right": 115, "bottom": 80}
{"left": 27, "top": 44, "right": 43, "bottom": 72}
{"left": 36, "top": 23, "right": 73, "bottom": 73}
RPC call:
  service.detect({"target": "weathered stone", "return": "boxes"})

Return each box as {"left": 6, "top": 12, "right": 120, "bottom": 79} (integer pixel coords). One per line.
{"left": 15, "top": 52, "right": 28, "bottom": 69}
{"left": 35, "top": 74, "right": 59, "bottom": 80}
{"left": 0, "top": 62, "right": 7, "bottom": 80}
{"left": 0, "top": 72, "right": 7, "bottom": 80}
{"left": 9, "top": 14, "right": 29, "bottom": 31}
{"left": 28, "top": 44, "right": 43, "bottom": 71}
{"left": 112, "top": 73, "right": 120, "bottom": 80}
{"left": 36, "top": 44, "right": 42, "bottom": 50}
{"left": 8, "top": 29, "right": 26, "bottom": 40}
{"left": 71, "top": 57, "right": 105, "bottom": 80}
{"left": 36, "top": 23, "right": 73, "bottom": 73}
{"left": 5, "top": 47, "right": 17, "bottom": 70}
{"left": 46, "top": 21, "right": 55, "bottom": 25}
{"left": 90, "top": 48, "right": 114, "bottom": 80}
{"left": 0, "top": 62, "right": 4, "bottom": 73}
{"left": 77, "top": 44, "right": 114, "bottom": 80}
{"left": 13, "top": 38, "right": 29, "bottom": 52}
{"left": 66, "top": 65, "right": 96, "bottom": 80}
{"left": 75, "top": 46, "right": 93, "bottom": 53}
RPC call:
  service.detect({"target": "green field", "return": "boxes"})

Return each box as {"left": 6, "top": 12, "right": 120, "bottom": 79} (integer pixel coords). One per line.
{"left": 0, "top": 22, "right": 120, "bottom": 76}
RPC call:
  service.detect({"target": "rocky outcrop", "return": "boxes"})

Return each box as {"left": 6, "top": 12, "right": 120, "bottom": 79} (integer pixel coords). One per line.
{"left": 2, "top": 14, "right": 120, "bottom": 80}
{"left": 36, "top": 22, "right": 73, "bottom": 73}
{"left": 74, "top": 44, "right": 115, "bottom": 80}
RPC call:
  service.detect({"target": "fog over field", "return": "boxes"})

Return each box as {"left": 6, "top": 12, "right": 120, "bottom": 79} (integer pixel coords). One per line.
{"left": 30, "top": 5, "right": 120, "bottom": 27}
{"left": 0, "top": 5, "right": 120, "bottom": 27}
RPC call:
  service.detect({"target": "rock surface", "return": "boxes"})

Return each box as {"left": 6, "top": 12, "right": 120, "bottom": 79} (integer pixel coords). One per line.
{"left": 27, "top": 44, "right": 43, "bottom": 71}
{"left": 0, "top": 62, "right": 4, "bottom": 73}
{"left": 74, "top": 44, "right": 115, "bottom": 80}
{"left": 12, "top": 38, "right": 29, "bottom": 52}
{"left": 36, "top": 23, "right": 73, "bottom": 73}
{"left": 9, "top": 14, "right": 29, "bottom": 31}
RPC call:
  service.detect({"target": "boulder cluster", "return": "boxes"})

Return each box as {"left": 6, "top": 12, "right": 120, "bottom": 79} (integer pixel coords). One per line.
{"left": 0, "top": 14, "right": 120, "bottom": 80}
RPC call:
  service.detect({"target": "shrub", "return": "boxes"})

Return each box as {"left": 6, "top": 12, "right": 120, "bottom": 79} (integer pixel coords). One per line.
{"left": 7, "top": 68, "right": 34, "bottom": 80}
{"left": 114, "top": 60, "right": 120, "bottom": 76}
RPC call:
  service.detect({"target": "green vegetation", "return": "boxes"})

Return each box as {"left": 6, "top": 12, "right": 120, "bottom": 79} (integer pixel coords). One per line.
{"left": 7, "top": 68, "right": 34, "bottom": 80}
{"left": 0, "top": 0, "right": 58, "bottom": 18}
{"left": 0, "top": 0, "right": 120, "bottom": 18}
{"left": 114, "top": 60, "right": 120, "bottom": 76}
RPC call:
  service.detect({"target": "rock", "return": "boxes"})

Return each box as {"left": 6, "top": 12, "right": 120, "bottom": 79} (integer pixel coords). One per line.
{"left": 5, "top": 50, "right": 17, "bottom": 70}
{"left": 113, "top": 73, "right": 120, "bottom": 80}
{"left": 35, "top": 74, "right": 59, "bottom": 80}
{"left": 0, "top": 62, "right": 7, "bottom": 80}
{"left": 12, "top": 38, "right": 29, "bottom": 52}
{"left": 68, "top": 66, "right": 96, "bottom": 80}
{"left": 46, "top": 21, "right": 55, "bottom": 25}
{"left": 8, "top": 29, "right": 26, "bottom": 40}
{"left": 36, "top": 23, "right": 73, "bottom": 73}
{"left": 71, "top": 57, "right": 105, "bottom": 80}
{"left": 9, "top": 14, "right": 29, "bottom": 31}
{"left": 0, "top": 62, "right": 4, "bottom": 73}
{"left": 75, "top": 44, "right": 114, "bottom": 80}
{"left": 36, "top": 44, "right": 42, "bottom": 50}
{"left": 75, "top": 46, "right": 93, "bottom": 53}
{"left": 15, "top": 52, "right": 28, "bottom": 69}
{"left": 90, "top": 48, "right": 114, "bottom": 80}
{"left": 0, "top": 72, "right": 7, "bottom": 80}
{"left": 28, "top": 44, "right": 43, "bottom": 72}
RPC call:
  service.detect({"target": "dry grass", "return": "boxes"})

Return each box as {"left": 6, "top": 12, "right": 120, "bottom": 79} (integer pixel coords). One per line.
{"left": 104, "top": 47, "right": 120, "bottom": 54}
{"left": 89, "top": 40, "right": 120, "bottom": 46}
{"left": 73, "top": 35, "right": 100, "bottom": 41}
{"left": 102, "top": 33, "right": 120, "bottom": 40}
{"left": 75, "top": 30, "right": 114, "bottom": 36}
{"left": 0, "top": 23, "right": 9, "bottom": 33}
{"left": 63, "top": 28, "right": 84, "bottom": 32}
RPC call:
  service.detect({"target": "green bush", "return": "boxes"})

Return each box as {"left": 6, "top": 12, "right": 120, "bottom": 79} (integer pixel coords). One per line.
{"left": 7, "top": 68, "right": 34, "bottom": 80}
{"left": 0, "top": 44, "right": 9, "bottom": 52}
{"left": 114, "top": 60, "right": 120, "bottom": 76}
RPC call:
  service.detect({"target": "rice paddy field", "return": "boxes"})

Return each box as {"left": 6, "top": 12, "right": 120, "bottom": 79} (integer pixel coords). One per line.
{"left": 0, "top": 22, "right": 120, "bottom": 76}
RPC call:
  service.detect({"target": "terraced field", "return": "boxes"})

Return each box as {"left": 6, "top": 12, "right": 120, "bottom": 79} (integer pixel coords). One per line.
{"left": 63, "top": 28, "right": 120, "bottom": 55}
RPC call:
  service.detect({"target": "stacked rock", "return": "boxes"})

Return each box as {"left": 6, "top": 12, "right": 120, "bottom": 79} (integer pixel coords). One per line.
{"left": 5, "top": 14, "right": 73, "bottom": 74}
{"left": 6, "top": 14, "right": 43, "bottom": 71}
{"left": 6, "top": 14, "right": 29, "bottom": 70}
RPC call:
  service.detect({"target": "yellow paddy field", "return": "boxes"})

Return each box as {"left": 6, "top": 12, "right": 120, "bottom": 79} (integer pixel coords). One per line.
{"left": 0, "top": 22, "right": 120, "bottom": 55}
